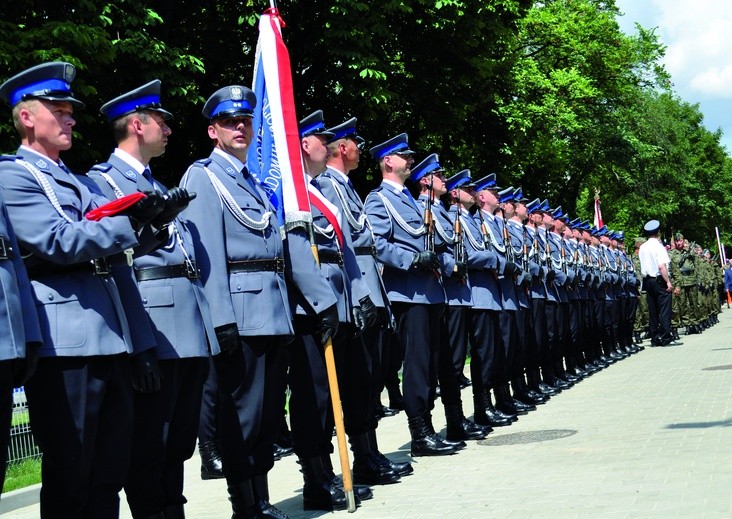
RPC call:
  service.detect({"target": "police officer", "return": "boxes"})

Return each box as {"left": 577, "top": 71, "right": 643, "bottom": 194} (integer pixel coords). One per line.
{"left": 458, "top": 174, "right": 513, "bottom": 427}
{"left": 88, "top": 80, "right": 216, "bottom": 519}
{"left": 288, "top": 110, "right": 377, "bottom": 510}
{"left": 315, "top": 117, "right": 413, "bottom": 482}
{"left": 179, "top": 86, "right": 338, "bottom": 519}
{"left": 0, "top": 62, "right": 166, "bottom": 517}
{"left": 0, "top": 194, "right": 42, "bottom": 494}
{"left": 364, "top": 134, "right": 458, "bottom": 457}
{"left": 413, "top": 154, "right": 489, "bottom": 442}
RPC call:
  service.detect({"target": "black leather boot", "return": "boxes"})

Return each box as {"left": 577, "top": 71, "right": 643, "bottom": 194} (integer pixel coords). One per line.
{"left": 494, "top": 385, "right": 528, "bottom": 416}
{"left": 199, "top": 439, "right": 225, "bottom": 480}
{"left": 321, "top": 454, "right": 371, "bottom": 502}
{"left": 300, "top": 457, "right": 348, "bottom": 511}
{"left": 512, "top": 377, "right": 546, "bottom": 405}
{"left": 473, "top": 390, "right": 513, "bottom": 427}
{"left": 444, "top": 403, "right": 491, "bottom": 441}
{"left": 408, "top": 415, "right": 459, "bottom": 456}
{"left": 252, "top": 474, "right": 289, "bottom": 519}
{"left": 528, "top": 369, "right": 556, "bottom": 397}
{"left": 424, "top": 412, "right": 466, "bottom": 450}
{"left": 367, "top": 429, "right": 413, "bottom": 477}
{"left": 227, "top": 480, "right": 259, "bottom": 519}
{"left": 351, "top": 432, "right": 400, "bottom": 485}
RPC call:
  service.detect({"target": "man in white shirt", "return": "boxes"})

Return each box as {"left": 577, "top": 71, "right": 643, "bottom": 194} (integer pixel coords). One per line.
{"left": 638, "top": 220, "right": 675, "bottom": 346}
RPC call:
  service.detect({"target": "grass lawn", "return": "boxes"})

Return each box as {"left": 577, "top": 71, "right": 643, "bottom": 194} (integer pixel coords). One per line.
{"left": 2, "top": 457, "right": 41, "bottom": 494}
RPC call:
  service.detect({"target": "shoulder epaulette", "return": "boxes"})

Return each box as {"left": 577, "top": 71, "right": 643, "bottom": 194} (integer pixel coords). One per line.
{"left": 195, "top": 158, "right": 213, "bottom": 166}
{"left": 89, "top": 162, "right": 113, "bottom": 173}
{"left": 0, "top": 155, "right": 20, "bottom": 162}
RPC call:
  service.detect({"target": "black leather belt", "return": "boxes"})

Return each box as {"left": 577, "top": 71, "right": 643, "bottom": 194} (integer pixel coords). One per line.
{"left": 0, "top": 236, "right": 12, "bottom": 260}
{"left": 27, "top": 257, "right": 111, "bottom": 279}
{"left": 318, "top": 251, "right": 343, "bottom": 266}
{"left": 355, "top": 246, "right": 376, "bottom": 257}
{"left": 135, "top": 263, "right": 200, "bottom": 281}
{"left": 228, "top": 258, "right": 285, "bottom": 273}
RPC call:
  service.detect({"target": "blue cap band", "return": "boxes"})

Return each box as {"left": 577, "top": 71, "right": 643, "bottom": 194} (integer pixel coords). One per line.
{"left": 10, "top": 78, "right": 71, "bottom": 106}
{"left": 210, "top": 99, "right": 253, "bottom": 119}
{"left": 104, "top": 94, "right": 161, "bottom": 120}
{"left": 299, "top": 120, "right": 324, "bottom": 137}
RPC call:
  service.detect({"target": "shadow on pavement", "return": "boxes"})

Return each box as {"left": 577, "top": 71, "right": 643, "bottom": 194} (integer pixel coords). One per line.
{"left": 665, "top": 418, "right": 732, "bottom": 429}
{"left": 477, "top": 429, "right": 577, "bottom": 446}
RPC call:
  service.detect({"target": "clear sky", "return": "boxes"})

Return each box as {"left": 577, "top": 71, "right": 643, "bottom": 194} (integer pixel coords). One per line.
{"left": 615, "top": 0, "right": 732, "bottom": 153}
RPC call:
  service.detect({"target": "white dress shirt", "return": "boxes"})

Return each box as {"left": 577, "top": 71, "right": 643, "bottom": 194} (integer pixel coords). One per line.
{"left": 639, "top": 237, "right": 670, "bottom": 277}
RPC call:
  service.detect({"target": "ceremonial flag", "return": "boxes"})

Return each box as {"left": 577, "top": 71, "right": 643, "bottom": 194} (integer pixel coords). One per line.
{"left": 247, "top": 8, "right": 311, "bottom": 230}
{"left": 593, "top": 189, "right": 603, "bottom": 230}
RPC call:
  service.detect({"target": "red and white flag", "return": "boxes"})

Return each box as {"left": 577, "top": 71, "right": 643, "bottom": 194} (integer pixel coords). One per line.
{"left": 246, "top": 8, "right": 344, "bottom": 245}
{"left": 247, "top": 8, "right": 311, "bottom": 229}
{"left": 593, "top": 191, "right": 603, "bottom": 229}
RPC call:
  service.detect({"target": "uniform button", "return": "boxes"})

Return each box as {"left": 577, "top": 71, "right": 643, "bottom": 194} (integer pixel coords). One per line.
{"left": 237, "top": 285, "right": 241, "bottom": 290}
{"left": 143, "top": 298, "right": 148, "bottom": 305}
{"left": 47, "top": 294, "right": 54, "bottom": 301}
{"left": 313, "top": 301, "right": 319, "bottom": 307}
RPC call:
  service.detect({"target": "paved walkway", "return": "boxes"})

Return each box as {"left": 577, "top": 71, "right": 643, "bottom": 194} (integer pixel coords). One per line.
{"left": 2, "top": 308, "right": 731, "bottom": 518}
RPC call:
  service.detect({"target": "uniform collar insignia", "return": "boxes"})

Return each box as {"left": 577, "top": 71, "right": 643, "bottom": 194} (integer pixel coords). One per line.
{"left": 35, "top": 158, "right": 48, "bottom": 169}
{"left": 123, "top": 170, "right": 137, "bottom": 180}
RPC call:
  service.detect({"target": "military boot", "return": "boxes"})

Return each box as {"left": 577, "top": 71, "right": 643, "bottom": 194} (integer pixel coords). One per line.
{"left": 444, "top": 402, "right": 491, "bottom": 441}
{"left": 300, "top": 457, "right": 348, "bottom": 511}
{"left": 199, "top": 439, "right": 225, "bottom": 480}
{"left": 408, "top": 415, "right": 459, "bottom": 457}
{"left": 350, "top": 432, "right": 400, "bottom": 485}
{"left": 252, "top": 474, "right": 289, "bottom": 519}
{"left": 367, "top": 429, "right": 413, "bottom": 477}
{"left": 227, "top": 480, "right": 260, "bottom": 519}
{"left": 473, "top": 389, "right": 513, "bottom": 427}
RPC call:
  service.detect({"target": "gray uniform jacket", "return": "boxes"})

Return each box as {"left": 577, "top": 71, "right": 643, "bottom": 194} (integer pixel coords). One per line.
{"left": 0, "top": 195, "right": 42, "bottom": 361}
{"left": 460, "top": 207, "right": 501, "bottom": 311}
{"left": 506, "top": 220, "right": 530, "bottom": 309}
{"left": 88, "top": 153, "right": 218, "bottom": 358}
{"left": 179, "top": 149, "right": 336, "bottom": 337}
{"left": 548, "top": 231, "right": 569, "bottom": 304}
{"left": 525, "top": 225, "right": 548, "bottom": 300}
{"left": 489, "top": 213, "right": 519, "bottom": 311}
{"left": 292, "top": 181, "right": 369, "bottom": 323}
{"left": 314, "top": 167, "right": 390, "bottom": 310}
{"left": 417, "top": 196, "right": 471, "bottom": 307}
{"left": 0, "top": 147, "right": 154, "bottom": 357}
{"left": 364, "top": 181, "right": 445, "bottom": 305}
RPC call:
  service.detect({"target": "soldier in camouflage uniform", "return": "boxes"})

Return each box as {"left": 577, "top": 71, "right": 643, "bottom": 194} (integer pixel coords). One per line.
{"left": 672, "top": 234, "right": 701, "bottom": 335}
{"left": 668, "top": 238, "right": 683, "bottom": 340}
{"left": 632, "top": 237, "right": 649, "bottom": 341}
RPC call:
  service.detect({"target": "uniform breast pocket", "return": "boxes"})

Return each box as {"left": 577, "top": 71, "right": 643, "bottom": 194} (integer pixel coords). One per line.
{"left": 40, "top": 291, "right": 85, "bottom": 349}
{"left": 230, "top": 273, "right": 265, "bottom": 330}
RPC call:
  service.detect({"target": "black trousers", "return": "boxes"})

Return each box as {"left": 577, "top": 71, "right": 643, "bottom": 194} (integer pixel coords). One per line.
{"left": 198, "top": 356, "right": 218, "bottom": 444}
{"left": 363, "top": 308, "right": 390, "bottom": 415}
{"left": 287, "top": 318, "right": 334, "bottom": 461}
{"left": 448, "top": 305, "right": 470, "bottom": 378}
{"left": 530, "top": 298, "right": 547, "bottom": 369}
{"left": 645, "top": 276, "right": 672, "bottom": 344}
{"left": 438, "top": 307, "right": 466, "bottom": 408}
{"left": 496, "top": 310, "right": 515, "bottom": 385}
{"left": 593, "top": 297, "right": 607, "bottom": 355}
{"left": 25, "top": 355, "right": 133, "bottom": 519}
{"left": 512, "top": 307, "right": 530, "bottom": 377}
{"left": 543, "top": 301, "right": 558, "bottom": 368}
{"left": 125, "top": 357, "right": 208, "bottom": 517}
{"left": 215, "top": 336, "right": 286, "bottom": 484}
{"left": 566, "top": 300, "right": 581, "bottom": 361}
{"left": 391, "top": 303, "right": 443, "bottom": 419}
{"left": 469, "top": 309, "right": 499, "bottom": 394}
{"left": 0, "top": 360, "right": 14, "bottom": 494}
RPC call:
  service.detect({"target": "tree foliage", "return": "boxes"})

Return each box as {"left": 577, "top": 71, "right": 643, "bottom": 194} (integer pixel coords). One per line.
{"left": 0, "top": 0, "right": 730, "bottom": 248}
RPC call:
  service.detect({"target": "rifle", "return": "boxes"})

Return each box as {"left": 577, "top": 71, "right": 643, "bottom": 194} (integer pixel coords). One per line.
{"left": 452, "top": 206, "right": 467, "bottom": 284}
{"left": 424, "top": 175, "right": 435, "bottom": 254}
{"left": 422, "top": 175, "right": 439, "bottom": 278}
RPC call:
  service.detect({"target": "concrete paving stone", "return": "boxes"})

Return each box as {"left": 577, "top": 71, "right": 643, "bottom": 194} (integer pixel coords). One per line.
{"left": 2, "top": 308, "right": 732, "bottom": 518}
